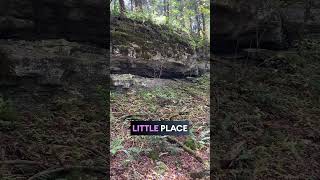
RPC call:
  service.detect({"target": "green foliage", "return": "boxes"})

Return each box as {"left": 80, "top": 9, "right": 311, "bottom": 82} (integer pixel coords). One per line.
{"left": 198, "top": 129, "right": 210, "bottom": 147}
{"left": 110, "top": 138, "right": 124, "bottom": 156}
{"left": 97, "top": 85, "right": 109, "bottom": 102}
{"left": 154, "top": 161, "right": 168, "bottom": 175}
{"left": 139, "top": 87, "right": 178, "bottom": 100}
{"left": 184, "top": 127, "right": 209, "bottom": 150}
{"left": 122, "top": 146, "right": 153, "bottom": 166}
{"left": 0, "top": 97, "right": 17, "bottom": 122}
{"left": 211, "top": 38, "right": 320, "bottom": 178}
{"left": 148, "top": 149, "right": 160, "bottom": 161}
{"left": 184, "top": 137, "right": 198, "bottom": 150}
{"left": 111, "top": 0, "right": 210, "bottom": 44}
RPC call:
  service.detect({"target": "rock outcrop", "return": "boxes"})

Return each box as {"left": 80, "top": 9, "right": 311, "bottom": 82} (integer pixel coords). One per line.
{"left": 0, "top": 0, "right": 109, "bottom": 113}
{"left": 0, "top": 39, "right": 108, "bottom": 112}
{"left": 111, "top": 17, "right": 209, "bottom": 78}
{"left": 0, "top": 0, "right": 107, "bottom": 46}
{"left": 212, "top": 0, "right": 320, "bottom": 53}
{"left": 0, "top": 2, "right": 108, "bottom": 177}
{"left": 0, "top": 0, "right": 208, "bottom": 80}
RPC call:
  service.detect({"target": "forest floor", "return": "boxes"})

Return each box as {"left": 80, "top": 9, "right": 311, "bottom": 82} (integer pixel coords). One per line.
{"left": 109, "top": 38, "right": 320, "bottom": 179}
{"left": 212, "top": 39, "right": 320, "bottom": 179}
{"left": 110, "top": 74, "right": 210, "bottom": 179}
{"left": 1, "top": 37, "right": 319, "bottom": 179}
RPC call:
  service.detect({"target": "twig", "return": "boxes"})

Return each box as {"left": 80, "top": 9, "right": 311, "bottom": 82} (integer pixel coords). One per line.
{"left": 28, "top": 166, "right": 107, "bottom": 180}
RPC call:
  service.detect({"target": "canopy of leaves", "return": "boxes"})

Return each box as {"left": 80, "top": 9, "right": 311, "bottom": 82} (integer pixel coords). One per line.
{"left": 111, "top": 0, "right": 210, "bottom": 46}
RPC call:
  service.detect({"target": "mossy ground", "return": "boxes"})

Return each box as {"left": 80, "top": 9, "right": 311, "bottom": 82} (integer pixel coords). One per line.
{"left": 212, "top": 39, "right": 320, "bottom": 179}
{"left": 0, "top": 96, "right": 107, "bottom": 180}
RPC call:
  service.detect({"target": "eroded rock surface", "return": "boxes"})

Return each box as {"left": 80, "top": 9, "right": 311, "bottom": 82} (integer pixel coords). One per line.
{"left": 213, "top": 0, "right": 320, "bottom": 53}
{"left": 0, "top": 39, "right": 108, "bottom": 112}
{"left": 111, "top": 17, "right": 209, "bottom": 78}
{"left": 0, "top": 0, "right": 107, "bottom": 46}
{"left": 111, "top": 73, "right": 180, "bottom": 90}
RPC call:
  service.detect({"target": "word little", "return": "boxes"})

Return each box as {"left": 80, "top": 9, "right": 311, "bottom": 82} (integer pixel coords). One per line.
{"left": 132, "top": 124, "right": 188, "bottom": 132}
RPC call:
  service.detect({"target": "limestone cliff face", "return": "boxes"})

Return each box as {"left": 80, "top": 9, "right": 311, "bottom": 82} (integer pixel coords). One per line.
{"left": 212, "top": 0, "right": 320, "bottom": 53}
{"left": 0, "top": 0, "right": 107, "bottom": 46}
{"left": 0, "top": 0, "right": 209, "bottom": 112}
{"left": 111, "top": 17, "right": 209, "bottom": 78}
{"left": 0, "top": 0, "right": 108, "bottom": 113}
{"left": 0, "top": 39, "right": 108, "bottom": 113}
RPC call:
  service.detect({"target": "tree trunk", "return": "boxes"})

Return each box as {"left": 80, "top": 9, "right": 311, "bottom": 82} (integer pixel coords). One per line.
{"left": 194, "top": 1, "right": 201, "bottom": 37}
{"left": 163, "top": 0, "right": 167, "bottom": 16}
{"left": 178, "top": 0, "right": 185, "bottom": 28}
{"left": 189, "top": 17, "right": 193, "bottom": 35}
{"left": 304, "top": 0, "right": 312, "bottom": 22}
{"left": 201, "top": 13, "right": 206, "bottom": 38}
{"left": 166, "top": 0, "right": 170, "bottom": 23}
{"left": 167, "top": 0, "right": 170, "bottom": 18}
{"left": 119, "top": 0, "right": 126, "bottom": 17}
{"left": 113, "top": 0, "right": 117, "bottom": 12}
{"left": 134, "top": 0, "right": 143, "bottom": 12}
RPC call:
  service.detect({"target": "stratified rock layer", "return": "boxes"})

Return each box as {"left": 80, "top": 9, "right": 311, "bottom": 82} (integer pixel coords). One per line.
{"left": 0, "top": 0, "right": 107, "bottom": 46}
{"left": 212, "top": 0, "right": 320, "bottom": 53}
{"left": 0, "top": 39, "right": 108, "bottom": 112}
{"left": 111, "top": 17, "right": 209, "bottom": 78}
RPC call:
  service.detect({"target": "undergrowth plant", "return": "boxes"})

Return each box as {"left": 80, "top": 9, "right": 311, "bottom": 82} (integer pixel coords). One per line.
{"left": 0, "top": 97, "right": 17, "bottom": 122}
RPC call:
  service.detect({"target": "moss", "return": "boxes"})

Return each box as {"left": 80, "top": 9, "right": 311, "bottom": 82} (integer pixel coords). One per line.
{"left": 141, "top": 50, "right": 151, "bottom": 59}
{"left": 111, "top": 16, "right": 194, "bottom": 56}
{"left": 111, "top": 30, "right": 130, "bottom": 45}
{"left": 117, "top": 45, "right": 130, "bottom": 55}
{"left": 0, "top": 97, "right": 17, "bottom": 122}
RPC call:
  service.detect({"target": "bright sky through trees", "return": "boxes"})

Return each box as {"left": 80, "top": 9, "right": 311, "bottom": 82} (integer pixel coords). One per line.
{"left": 111, "top": 0, "right": 210, "bottom": 41}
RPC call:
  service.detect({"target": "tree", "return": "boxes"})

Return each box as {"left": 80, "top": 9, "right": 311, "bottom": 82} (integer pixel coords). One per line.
{"left": 119, "top": 0, "right": 126, "bottom": 17}
{"left": 130, "top": 0, "right": 134, "bottom": 11}
{"left": 134, "top": 0, "right": 143, "bottom": 12}
{"left": 194, "top": 0, "right": 201, "bottom": 36}
{"left": 163, "top": 0, "right": 170, "bottom": 23}
{"left": 110, "top": 0, "right": 210, "bottom": 41}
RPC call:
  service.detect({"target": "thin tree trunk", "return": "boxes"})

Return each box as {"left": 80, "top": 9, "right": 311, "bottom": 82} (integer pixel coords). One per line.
{"left": 166, "top": 0, "right": 170, "bottom": 23}
{"left": 119, "top": 0, "right": 126, "bottom": 17}
{"left": 167, "top": 0, "right": 170, "bottom": 18}
{"left": 304, "top": 0, "right": 312, "bottom": 22}
{"left": 194, "top": 1, "right": 201, "bottom": 37}
{"left": 179, "top": 0, "right": 185, "bottom": 27}
{"left": 113, "top": 0, "right": 117, "bottom": 12}
{"left": 163, "top": 0, "right": 167, "bottom": 16}
{"left": 189, "top": 17, "right": 193, "bottom": 35}
{"left": 201, "top": 13, "right": 206, "bottom": 38}
{"left": 134, "top": 0, "right": 143, "bottom": 12}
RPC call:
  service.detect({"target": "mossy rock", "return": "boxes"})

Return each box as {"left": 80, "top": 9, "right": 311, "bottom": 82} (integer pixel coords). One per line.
{"left": 111, "top": 16, "right": 194, "bottom": 56}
